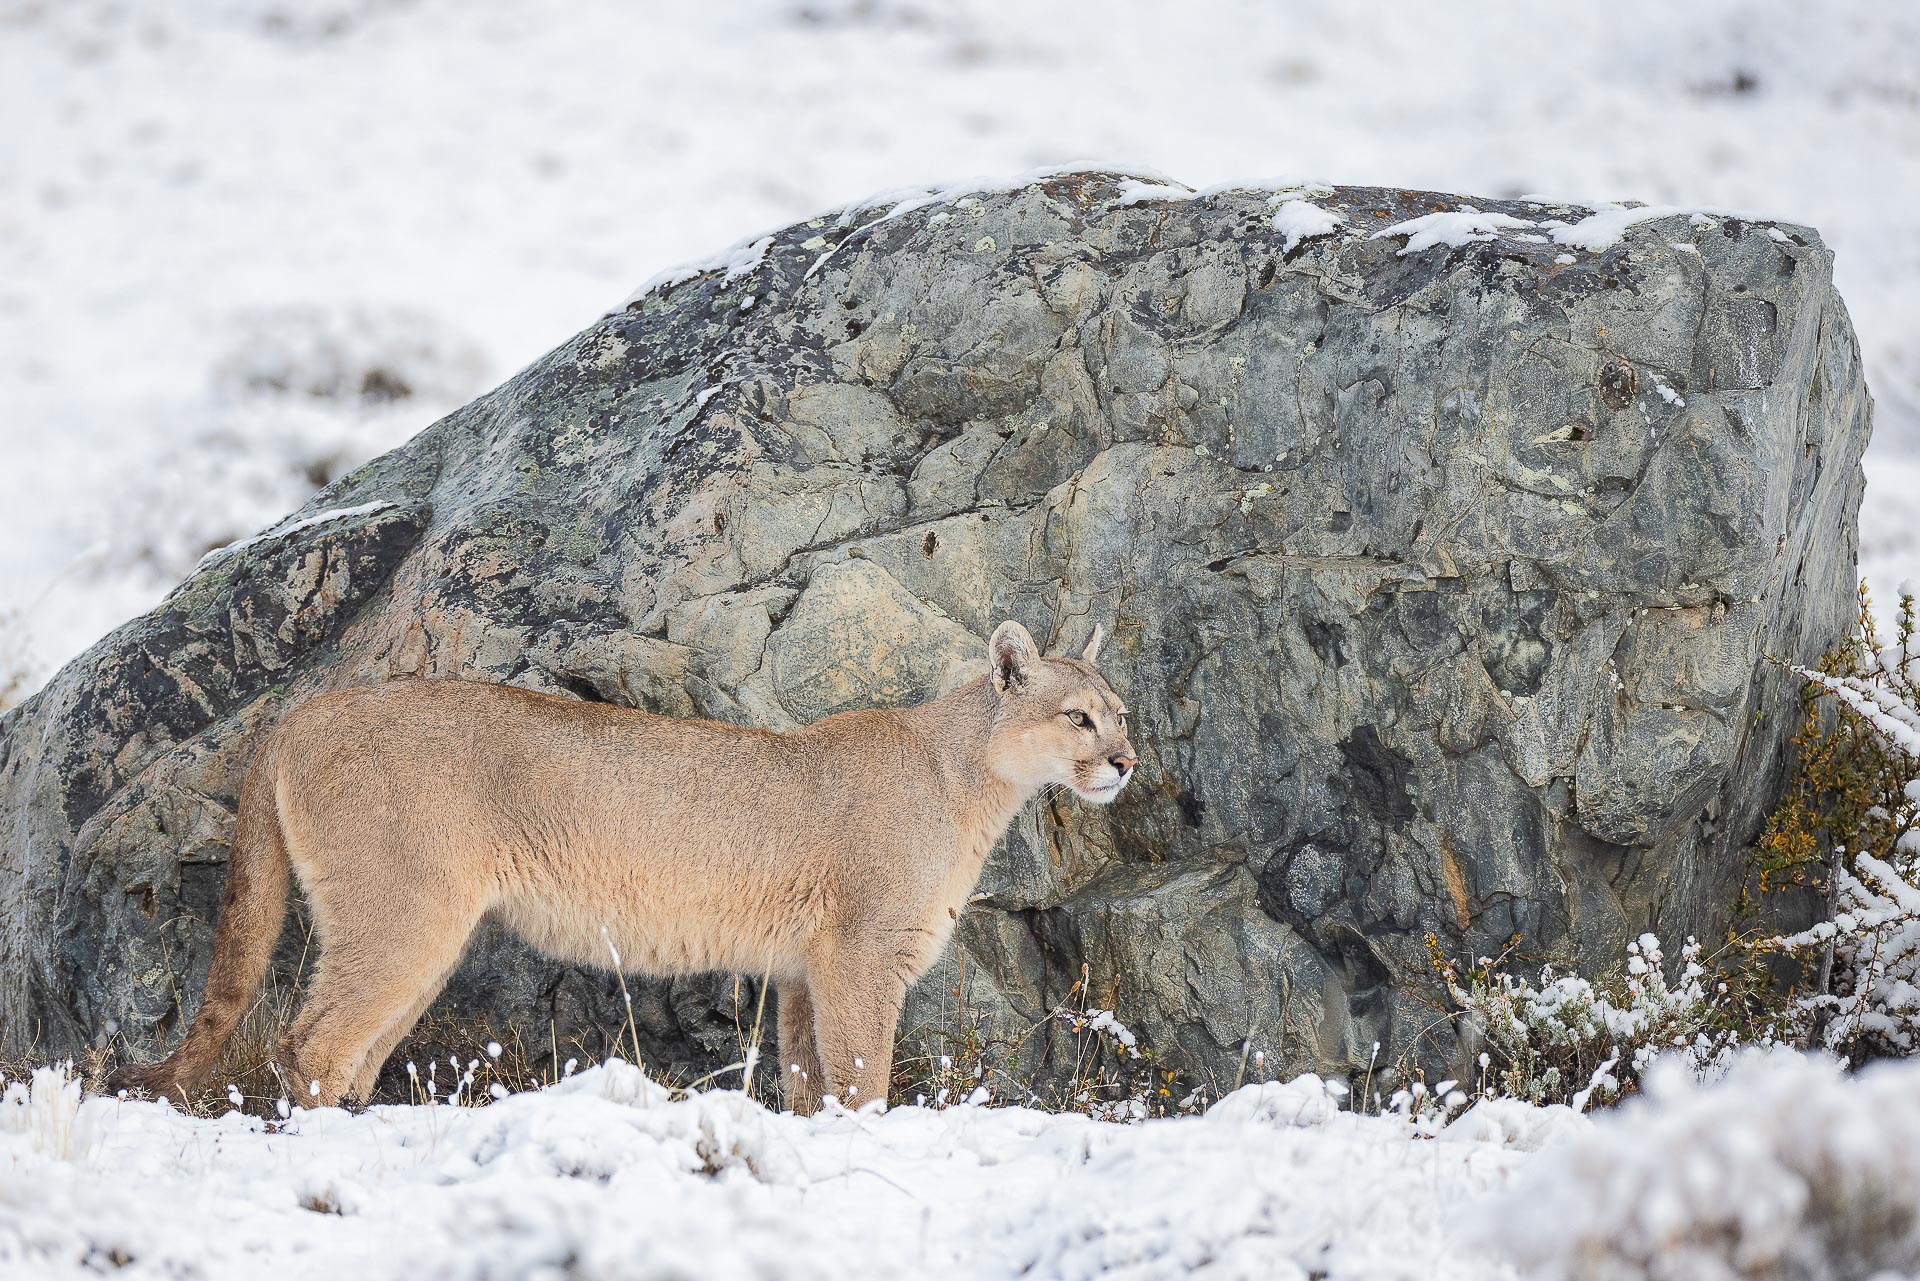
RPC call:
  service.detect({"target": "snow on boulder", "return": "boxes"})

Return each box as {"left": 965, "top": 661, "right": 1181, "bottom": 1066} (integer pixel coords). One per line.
{"left": 0, "top": 170, "right": 1872, "bottom": 1095}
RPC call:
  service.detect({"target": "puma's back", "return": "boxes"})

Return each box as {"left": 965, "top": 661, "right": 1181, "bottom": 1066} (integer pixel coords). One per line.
{"left": 275, "top": 680, "right": 837, "bottom": 977}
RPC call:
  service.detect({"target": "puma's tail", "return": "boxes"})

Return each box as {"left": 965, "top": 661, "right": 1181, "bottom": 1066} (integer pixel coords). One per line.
{"left": 108, "top": 742, "right": 290, "bottom": 1101}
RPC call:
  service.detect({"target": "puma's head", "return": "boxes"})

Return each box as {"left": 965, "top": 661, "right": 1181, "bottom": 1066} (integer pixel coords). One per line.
{"left": 984, "top": 620, "right": 1138, "bottom": 804}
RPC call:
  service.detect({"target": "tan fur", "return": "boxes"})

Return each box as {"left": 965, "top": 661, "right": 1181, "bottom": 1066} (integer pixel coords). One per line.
{"left": 109, "top": 621, "right": 1135, "bottom": 1112}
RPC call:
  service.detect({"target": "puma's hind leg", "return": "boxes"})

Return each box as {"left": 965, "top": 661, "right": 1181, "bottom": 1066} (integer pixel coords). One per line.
{"left": 776, "top": 982, "right": 825, "bottom": 1114}
{"left": 345, "top": 957, "right": 463, "bottom": 1103}
{"left": 277, "top": 895, "right": 479, "bottom": 1106}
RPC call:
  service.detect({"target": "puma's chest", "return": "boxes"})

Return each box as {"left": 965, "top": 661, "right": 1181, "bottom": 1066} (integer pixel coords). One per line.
{"left": 910, "top": 829, "right": 999, "bottom": 973}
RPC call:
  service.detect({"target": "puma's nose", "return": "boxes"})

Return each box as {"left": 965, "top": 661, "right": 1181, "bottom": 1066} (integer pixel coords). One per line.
{"left": 1110, "top": 752, "right": 1137, "bottom": 776}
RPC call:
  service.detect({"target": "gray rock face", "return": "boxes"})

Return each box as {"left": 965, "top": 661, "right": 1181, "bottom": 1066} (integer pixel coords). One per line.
{"left": 0, "top": 173, "right": 1872, "bottom": 1093}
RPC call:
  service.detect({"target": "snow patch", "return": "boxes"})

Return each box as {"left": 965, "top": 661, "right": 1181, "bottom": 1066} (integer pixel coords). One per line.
{"left": 1114, "top": 178, "right": 1198, "bottom": 206}
{"left": 619, "top": 233, "right": 776, "bottom": 310}
{"left": 1440, "top": 1097, "right": 1587, "bottom": 1152}
{"left": 1542, "top": 203, "right": 1791, "bottom": 252}
{"left": 1371, "top": 206, "right": 1539, "bottom": 255}
{"left": 1204, "top": 1076, "right": 1345, "bottom": 1128}
{"left": 1271, "top": 199, "right": 1344, "bottom": 253}
{"left": 194, "top": 500, "right": 401, "bottom": 570}
{"left": 0, "top": 1070, "right": 1541, "bottom": 1279}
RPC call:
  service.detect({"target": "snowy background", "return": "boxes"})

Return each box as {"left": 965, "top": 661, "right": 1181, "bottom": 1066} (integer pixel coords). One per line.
{"left": 6, "top": 2, "right": 1920, "bottom": 1277}
{"left": 3, "top": 0, "right": 1918, "bottom": 696}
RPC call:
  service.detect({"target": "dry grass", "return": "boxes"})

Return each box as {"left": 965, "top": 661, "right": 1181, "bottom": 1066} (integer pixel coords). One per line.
{"left": 0, "top": 1046, "right": 114, "bottom": 1103}
{"left": 79, "top": 955, "right": 1210, "bottom": 1123}
{"left": 893, "top": 964, "right": 1217, "bottom": 1120}
{"left": 85, "top": 975, "right": 307, "bottom": 1118}
{"left": 383, "top": 1010, "right": 563, "bottom": 1105}
{"left": 103, "top": 955, "right": 787, "bottom": 1115}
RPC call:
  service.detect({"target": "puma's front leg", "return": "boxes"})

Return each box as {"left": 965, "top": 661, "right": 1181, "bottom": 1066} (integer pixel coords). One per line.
{"left": 776, "top": 981, "right": 825, "bottom": 1115}
{"left": 805, "top": 954, "right": 904, "bottom": 1110}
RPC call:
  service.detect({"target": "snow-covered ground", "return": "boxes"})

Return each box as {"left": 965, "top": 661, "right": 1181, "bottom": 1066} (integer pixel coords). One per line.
{"left": 4, "top": 1052, "right": 1919, "bottom": 1280}
{"left": 3, "top": 0, "right": 1919, "bottom": 693}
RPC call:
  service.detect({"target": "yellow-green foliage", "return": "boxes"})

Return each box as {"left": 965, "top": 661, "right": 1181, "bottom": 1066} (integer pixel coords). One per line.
{"left": 1754, "top": 583, "right": 1916, "bottom": 898}
{"left": 1757, "top": 582, "right": 1920, "bottom": 1059}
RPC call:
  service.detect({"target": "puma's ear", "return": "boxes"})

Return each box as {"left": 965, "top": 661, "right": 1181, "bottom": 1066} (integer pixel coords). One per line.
{"left": 1080, "top": 623, "right": 1105, "bottom": 664}
{"left": 989, "top": 621, "right": 1038, "bottom": 693}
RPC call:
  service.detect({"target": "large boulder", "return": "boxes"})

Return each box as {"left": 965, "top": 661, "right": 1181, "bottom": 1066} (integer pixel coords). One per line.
{"left": 0, "top": 172, "right": 1872, "bottom": 1093}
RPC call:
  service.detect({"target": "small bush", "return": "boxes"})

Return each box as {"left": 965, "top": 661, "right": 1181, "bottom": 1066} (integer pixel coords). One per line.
{"left": 1442, "top": 933, "right": 1742, "bottom": 1109}
{"left": 1754, "top": 582, "right": 1917, "bottom": 899}
{"left": 1764, "top": 582, "right": 1920, "bottom": 1060}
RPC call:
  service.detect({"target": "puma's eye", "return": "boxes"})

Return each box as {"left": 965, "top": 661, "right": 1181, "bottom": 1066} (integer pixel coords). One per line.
{"left": 1066, "top": 710, "right": 1093, "bottom": 730}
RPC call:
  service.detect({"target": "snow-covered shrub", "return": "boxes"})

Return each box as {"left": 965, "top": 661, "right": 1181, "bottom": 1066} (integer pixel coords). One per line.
{"left": 1203, "top": 1074, "right": 1348, "bottom": 1129}
{"left": 0, "top": 607, "right": 27, "bottom": 711}
{"left": 53, "top": 303, "right": 490, "bottom": 591}
{"left": 1764, "top": 582, "right": 1920, "bottom": 1059}
{"left": 1438, "top": 1094, "right": 1588, "bottom": 1152}
{"left": 1378, "top": 1075, "right": 1478, "bottom": 1134}
{"left": 211, "top": 303, "right": 488, "bottom": 407}
{"left": 131, "top": 302, "right": 485, "bottom": 571}
{"left": 1486, "top": 1049, "right": 1920, "bottom": 1281}
{"left": 1447, "top": 934, "right": 1740, "bottom": 1108}
{"left": 0, "top": 1064, "right": 92, "bottom": 1161}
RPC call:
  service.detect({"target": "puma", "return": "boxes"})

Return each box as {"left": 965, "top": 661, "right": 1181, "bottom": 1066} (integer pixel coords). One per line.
{"left": 109, "top": 620, "right": 1136, "bottom": 1112}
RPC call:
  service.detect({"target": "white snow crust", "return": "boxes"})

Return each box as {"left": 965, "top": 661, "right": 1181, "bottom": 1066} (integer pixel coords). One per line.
{"left": 10, "top": 1052, "right": 1920, "bottom": 1279}
{"left": 0, "top": 1064, "right": 1545, "bottom": 1280}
